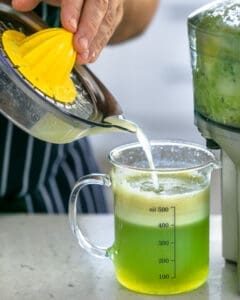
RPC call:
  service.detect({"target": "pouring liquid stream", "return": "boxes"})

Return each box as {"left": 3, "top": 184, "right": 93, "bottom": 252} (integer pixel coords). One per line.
{"left": 135, "top": 128, "right": 159, "bottom": 189}
{"left": 105, "top": 116, "right": 159, "bottom": 189}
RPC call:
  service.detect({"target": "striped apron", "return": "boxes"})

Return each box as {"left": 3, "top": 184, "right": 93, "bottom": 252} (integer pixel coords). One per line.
{"left": 0, "top": 4, "right": 107, "bottom": 213}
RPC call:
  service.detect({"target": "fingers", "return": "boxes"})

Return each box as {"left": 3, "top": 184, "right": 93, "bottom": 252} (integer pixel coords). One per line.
{"left": 13, "top": 0, "right": 124, "bottom": 65}
{"left": 73, "top": 0, "right": 109, "bottom": 62}
{"left": 61, "top": 0, "right": 84, "bottom": 33}
{"left": 88, "top": 3, "right": 123, "bottom": 63}
{"left": 12, "top": 0, "right": 41, "bottom": 11}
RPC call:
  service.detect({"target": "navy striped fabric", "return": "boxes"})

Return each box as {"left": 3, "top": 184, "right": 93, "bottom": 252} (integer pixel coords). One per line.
{"left": 0, "top": 3, "right": 108, "bottom": 213}
{"left": 0, "top": 116, "right": 107, "bottom": 213}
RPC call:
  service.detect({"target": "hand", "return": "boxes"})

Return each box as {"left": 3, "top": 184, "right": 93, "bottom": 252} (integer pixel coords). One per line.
{"left": 12, "top": 0, "right": 124, "bottom": 64}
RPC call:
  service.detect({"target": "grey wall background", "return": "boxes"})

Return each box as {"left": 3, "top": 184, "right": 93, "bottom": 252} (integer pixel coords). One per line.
{"left": 89, "top": 0, "right": 221, "bottom": 213}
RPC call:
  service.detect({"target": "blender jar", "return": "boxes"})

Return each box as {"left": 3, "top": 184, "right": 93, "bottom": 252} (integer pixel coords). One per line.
{"left": 188, "top": 0, "right": 240, "bottom": 129}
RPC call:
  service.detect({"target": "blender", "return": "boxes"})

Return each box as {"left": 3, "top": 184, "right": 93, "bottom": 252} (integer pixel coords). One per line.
{"left": 188, "top": 0, "right": 240, "bottom": 289}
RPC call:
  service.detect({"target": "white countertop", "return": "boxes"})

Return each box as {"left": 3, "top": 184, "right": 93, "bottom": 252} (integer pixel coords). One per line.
{"left": 0, "top": 215, "right": 239, "bottom": 300}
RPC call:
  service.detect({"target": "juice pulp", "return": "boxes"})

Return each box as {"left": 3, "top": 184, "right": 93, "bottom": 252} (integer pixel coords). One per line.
{"left": 109, "top": 174, "right": 210, "bottom": 295}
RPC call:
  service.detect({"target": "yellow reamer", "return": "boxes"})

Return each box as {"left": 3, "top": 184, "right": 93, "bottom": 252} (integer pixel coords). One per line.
{"left": 2, "top": 28, "right": 77, "bottom": 104}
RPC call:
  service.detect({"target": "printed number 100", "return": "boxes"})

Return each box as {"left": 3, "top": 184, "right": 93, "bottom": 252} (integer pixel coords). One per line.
{"left": 159, "top": 274, "right": 170, "bottom": 279}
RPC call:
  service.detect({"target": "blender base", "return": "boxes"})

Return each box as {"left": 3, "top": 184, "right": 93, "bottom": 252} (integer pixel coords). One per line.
{"left": 195, "top": 113, "right": 240, "bottom": 289}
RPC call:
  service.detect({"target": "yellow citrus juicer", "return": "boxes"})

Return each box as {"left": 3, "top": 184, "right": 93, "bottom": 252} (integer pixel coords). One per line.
{"left": 2, "top": 27, "right": 77, "bottom": 104}
{"left": 0, "top": 1, "right": 134, "bottom": 144}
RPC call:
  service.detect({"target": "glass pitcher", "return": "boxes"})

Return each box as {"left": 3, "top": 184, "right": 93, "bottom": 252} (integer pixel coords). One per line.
{"left": 69, "top": 140, "right": 219, "bottom": 295}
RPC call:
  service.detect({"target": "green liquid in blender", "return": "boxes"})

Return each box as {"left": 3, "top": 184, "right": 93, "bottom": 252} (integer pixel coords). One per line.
{"left": 189, "top": 1, "right": 240, "bottom": 128}
{"left": 109, "top": 174, "right": 210, "bottom": 295}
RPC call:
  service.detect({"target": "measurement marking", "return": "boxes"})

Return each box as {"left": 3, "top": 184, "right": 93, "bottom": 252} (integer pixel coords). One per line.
{"left": 158, "top": 206, "right": 176, "bottom": 280}
{"left": 172, "top": 206, "right": 177, "bottom": 279}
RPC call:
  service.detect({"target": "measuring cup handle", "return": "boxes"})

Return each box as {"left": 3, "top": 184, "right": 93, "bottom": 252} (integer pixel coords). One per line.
{"left": 68, "top": 174, "right": 111, "bottom": 258}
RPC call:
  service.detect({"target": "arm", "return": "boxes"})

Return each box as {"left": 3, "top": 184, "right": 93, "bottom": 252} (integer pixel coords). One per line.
{"left": 12, "top": 0, "right": 159, "bottom": 63}
{"left": 110, "top": 0, "right": 159, "bottom": 44}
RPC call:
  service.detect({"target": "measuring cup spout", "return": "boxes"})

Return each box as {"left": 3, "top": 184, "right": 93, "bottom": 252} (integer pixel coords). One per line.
{"left": 207, "top": 154, "right": 221, "bottom": 171}
{"left": 211, "top": 160, "right": 222, "bottom": 170}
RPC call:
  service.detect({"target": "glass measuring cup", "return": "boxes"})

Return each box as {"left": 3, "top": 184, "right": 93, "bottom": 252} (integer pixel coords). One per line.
{"left": 69, "top": 140, "right": 219, "bottom": 295}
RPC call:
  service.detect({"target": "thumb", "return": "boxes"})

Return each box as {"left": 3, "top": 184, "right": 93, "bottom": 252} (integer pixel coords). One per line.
{"left": 12, "top": 0, "right": 41, "bottom": 11}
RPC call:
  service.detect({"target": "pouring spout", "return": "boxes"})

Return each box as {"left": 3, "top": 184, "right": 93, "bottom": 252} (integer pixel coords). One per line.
{"left": 103, "top": 115, "right": 137, "bottom": 133}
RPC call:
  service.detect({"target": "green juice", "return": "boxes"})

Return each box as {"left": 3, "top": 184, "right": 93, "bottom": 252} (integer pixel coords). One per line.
{"left": 111, "top": 216, "right": 209, "bottom": 295}
{"left": 109, "top": 174, "right": 210, "bottom": 295}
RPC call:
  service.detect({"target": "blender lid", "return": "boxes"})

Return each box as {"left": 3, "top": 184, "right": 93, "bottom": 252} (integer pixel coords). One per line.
{"left": 0, "top": 1, "right": 123, "bottom": 127}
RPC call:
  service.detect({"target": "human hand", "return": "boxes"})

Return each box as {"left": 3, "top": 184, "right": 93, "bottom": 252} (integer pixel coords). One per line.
{"left": 12, "top": 0, "right": 124, "bottom": 64}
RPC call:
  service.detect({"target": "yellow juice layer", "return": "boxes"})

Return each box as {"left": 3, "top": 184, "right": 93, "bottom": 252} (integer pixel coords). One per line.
{"left": 112, "top": 173, "right": 210, "bottom": 226}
